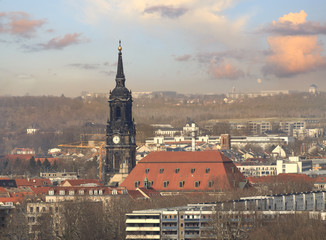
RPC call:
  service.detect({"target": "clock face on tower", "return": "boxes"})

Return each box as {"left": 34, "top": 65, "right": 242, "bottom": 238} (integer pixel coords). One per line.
{"left": 113, "top": 135, "right": 120, "bottom": 144}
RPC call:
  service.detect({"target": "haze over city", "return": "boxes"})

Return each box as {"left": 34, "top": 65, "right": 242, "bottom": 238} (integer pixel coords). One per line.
{"left": 1, "top": 0, "right": 326, "bottom": 96}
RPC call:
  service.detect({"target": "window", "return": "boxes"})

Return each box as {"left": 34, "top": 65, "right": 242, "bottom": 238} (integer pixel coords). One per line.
{"left": 194, "top": 181, "right": 200, "bottom": 188}
{"left": 59, "top": 190, "right": 65, "bottom": 195}
{"left": 145, "top": 168, "right": 150, "bottom": 174}
{"left": 69, "top": 190, "right": 75, "bottom": 196}
{"left": 99, "top": 190, "right": 103, "bottom": 195}
{"left": 191, "top": 168, "right": 195, "bottom": 173}
{"left": 175, "top": 168, "right": 180, "bottom": 173}
{"left": 79, "top": 190, "right": 85, "bottom": 195}
{"left": 49, "top": 190, "right": 54, "bottom": 195}
{"left": 89, "top": 190, "right": 93, "bottom": 195}
{"left": 205, "top": 168, "right": 210, "bottom": 173}
{"left": 179, "top": 181, "right": 185, "bottom": 188}
{"left": 29, "top": 207, "right": 33, "bottom": 213}
{"left": 163, "top": 181, "right": 169, "bottom": 188}
{"left": 115, "top": 107, "right": 121, "bottom": 120}
{"left": 134, "top": 181, "right": 140, "bottom": 188}
{"left": 94, "top": 190, "right": 98, "bottom": 195}
{"left": 112, "top": 189, "right": 118, "bottom": 195}
{"left": 159, "top": 168, "right": 164, "bottom": 174}
{"left": 208, "top": 181, "right": 214, "bottom": 188}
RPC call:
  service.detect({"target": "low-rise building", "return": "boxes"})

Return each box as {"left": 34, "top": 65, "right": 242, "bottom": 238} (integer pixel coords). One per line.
{"left": 237, "top": 164, "right": 277, "bottom": 177}
{"left": 276, "top": 156, "right": 312, "bottom": 174}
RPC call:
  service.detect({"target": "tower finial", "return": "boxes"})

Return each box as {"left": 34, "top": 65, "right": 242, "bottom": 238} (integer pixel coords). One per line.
{"left": 118, "top": 40, "right": 122, "bottom": 52}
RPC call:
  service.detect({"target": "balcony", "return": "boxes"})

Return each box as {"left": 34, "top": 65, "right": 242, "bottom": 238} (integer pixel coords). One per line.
{"left": 126, "top": 227, "right": 160, "bottom": 231}
{"left": 126, "top": 235, "right": 160, "bottom": 239}
{"left": 126, "top": 219, "right": 160, "bottom": 224}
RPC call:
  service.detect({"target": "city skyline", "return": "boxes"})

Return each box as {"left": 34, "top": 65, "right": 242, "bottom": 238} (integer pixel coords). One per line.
{"left": 1, "top": 0, "right": 326, "bottom": 97}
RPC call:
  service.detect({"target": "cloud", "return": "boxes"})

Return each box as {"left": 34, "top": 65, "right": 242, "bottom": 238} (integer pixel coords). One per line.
{"left": 259, "top": 10, "right": 326, "bottom": 36}
{"left": 0, "top": 11, "right": 46, "bottom": 37}
{"left": 144, "top": 5, "right": 188, "bottom": 19}
{"left": 39, "top": 33, "right": 87, "bottom": 50}
{"left": 173, "top": 54, "right": 192, "bottom": 61}
{"left": 262, "top": 10, "right": 326, "bottom": 77}
{"left": 68, "top": 63, "right": 101, "bottom": 70}
{"left": 263, "top": 35, "right": 325, "bottom": 77}
{"left": 209, "top": 61, "right": 244, "bottom": 80}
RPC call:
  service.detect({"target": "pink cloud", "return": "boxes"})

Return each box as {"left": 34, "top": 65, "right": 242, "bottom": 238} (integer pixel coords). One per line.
{"left": 262, "top": 10, "right": 326, "bottom": 77}
{"left": 263, "top": 35, "right": 325, "bottom": 77}
{"left": 0, "top": 11, "right": 46, "bottom": 37}
{"left": 40, "top": 33, "right": 86, "bottom": 50}
{"left": 209, "top": 62, "right": 244, "bottom": 80}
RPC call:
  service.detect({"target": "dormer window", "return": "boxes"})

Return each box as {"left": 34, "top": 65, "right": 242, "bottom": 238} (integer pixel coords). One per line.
{"left": 175, "top": 168, "right": 180, "bottom": 174}
{"left": 205, "top": 168, "right": 210, "bottom": 173}
{"left": 79, "top": 190, "right": 84, "bottom": 195}
{"left": 145, "top": 168, "right": 150, "bottom": 174}
{"left": 69, "top": 190, "right": 75, "bottom": 196}
{"left": 134, "top": 181, "right": 140, "bottom": 188}
{"left": 59, "top": 190, "right": 65, "bottom": 196}
{"left": 49, "top": 190, "right": 54, "bottom": 196}
{"left": 159, "top": 168, "right": 164, "bottom": 174}
{"left": 112, "top": 189, "right": 118, "bottom": 195}
{"left": 191, "top": 168, "right": 195, "bottom": 174}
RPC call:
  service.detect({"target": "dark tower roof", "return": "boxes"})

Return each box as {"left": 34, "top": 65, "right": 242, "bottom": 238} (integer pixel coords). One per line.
{"left": 110, "top": 41, "right": 131, "bottom": 99}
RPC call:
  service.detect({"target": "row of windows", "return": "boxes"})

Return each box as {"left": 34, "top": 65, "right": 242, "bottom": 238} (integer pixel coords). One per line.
{"left": 134, "top": 180, "right": 214, "bottom": 188}
{"left": 29, "top": 206, "right": 59, "bottom": 213}
{"left": 49, "top": 189, "right": 118, "bottom": 196}
{"left": 145, "top": 168, "right": 211, "bottom": 174}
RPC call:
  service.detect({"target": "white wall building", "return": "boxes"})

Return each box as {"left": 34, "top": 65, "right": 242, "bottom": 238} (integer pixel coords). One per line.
{"left": 276, "top": 156, "right": 312, "bottom": 174}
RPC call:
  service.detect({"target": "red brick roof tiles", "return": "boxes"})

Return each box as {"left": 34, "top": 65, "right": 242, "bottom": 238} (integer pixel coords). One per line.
{"left": 121, "top": 151, "right": 246, "bottom": 191}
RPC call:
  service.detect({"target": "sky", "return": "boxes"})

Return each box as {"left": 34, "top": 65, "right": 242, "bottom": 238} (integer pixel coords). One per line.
{"left": 1, "top": 0, "right": 326, "bottom": 97}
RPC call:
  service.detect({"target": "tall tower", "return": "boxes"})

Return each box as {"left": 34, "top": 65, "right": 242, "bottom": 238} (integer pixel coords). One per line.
{"left": 105, "top": 41, "right": 136, "bottom": 185}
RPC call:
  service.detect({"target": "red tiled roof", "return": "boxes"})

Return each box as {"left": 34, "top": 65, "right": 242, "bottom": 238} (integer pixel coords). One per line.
{"left": 0, "top": 197, "right": 20, "bottom": 204}
{"left": 15, "top": 179, "right": 32, "bottom": 186}
{"left": 0, "top": 187, "right": 7, "bottom": 193}
{"left": 313, "top": 176, "right": 326, "bottom": 183}
{"left": 121, "top": 151, "right": 246, "bottom": 191}
{"left": 34, "top": 157, "right": 58, "bottom": 164}
{"left": 128, "top": 190, "right": 147, "bottom": 200}
{"left": 15, "top": 178, "right": 51, "bottom": 187}
{"left": 31, "top": 187, "right": 51, "bottom": 195}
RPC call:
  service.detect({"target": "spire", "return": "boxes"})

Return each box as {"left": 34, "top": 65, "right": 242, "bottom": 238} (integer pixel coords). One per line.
{"left": 116, "top": 40, "right": 125, "bottom": 87}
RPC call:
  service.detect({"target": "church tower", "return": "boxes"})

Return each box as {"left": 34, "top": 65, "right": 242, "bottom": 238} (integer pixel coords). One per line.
{"left": 105, "top": 41, "right": 136, "bottom": 184}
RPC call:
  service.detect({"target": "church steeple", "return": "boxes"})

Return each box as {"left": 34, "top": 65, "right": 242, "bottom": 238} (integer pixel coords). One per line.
{"left": 105, "top": 40, "right": 136, "bottom": 184}
{"left": 116, "top": 40, "right": 125, "bottom": 87}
